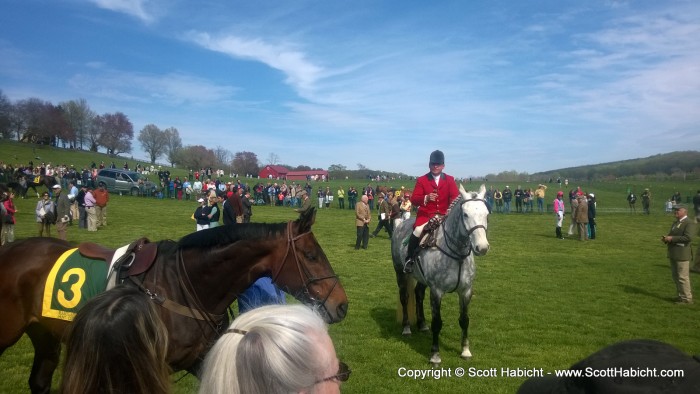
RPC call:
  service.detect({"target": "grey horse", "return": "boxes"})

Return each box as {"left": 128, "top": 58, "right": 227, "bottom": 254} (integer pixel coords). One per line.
{"left": 391, "top": 184, "right": 490, "bottom": 365}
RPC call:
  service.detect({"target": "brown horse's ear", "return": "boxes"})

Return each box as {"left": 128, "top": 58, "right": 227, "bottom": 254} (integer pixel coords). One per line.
{"left": 298, "top": 207, "right": 316, "bottom": 232}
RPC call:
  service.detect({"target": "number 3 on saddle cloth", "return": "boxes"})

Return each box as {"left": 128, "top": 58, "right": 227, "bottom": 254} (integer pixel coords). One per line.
{"left": 42, "top": 239, "right": 155, "bottom": 321}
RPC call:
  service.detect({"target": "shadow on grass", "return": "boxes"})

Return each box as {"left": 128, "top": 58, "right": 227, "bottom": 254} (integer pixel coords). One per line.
{"left": 620, "top": 285, "right": 671, "bottom": 302}
{"left": 369, "top": 306, "right": 461, "bottom": 362}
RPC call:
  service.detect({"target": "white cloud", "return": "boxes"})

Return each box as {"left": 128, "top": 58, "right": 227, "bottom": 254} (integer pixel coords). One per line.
{"left": 68, "top": 70, "right": 236, "bottom": 106}
{"left": 89, "top": 0, "right": 154, "bottom": 23}
{"left": 185, "top": 31, "right": 323, "bottom": 96}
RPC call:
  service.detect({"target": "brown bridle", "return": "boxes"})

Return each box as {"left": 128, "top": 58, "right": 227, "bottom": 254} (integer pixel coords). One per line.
{"left": 271, "top": 221, "right": 341, "bottom": 318}
{"left": 133, "top": 221, "right": 340, "bottom": 329}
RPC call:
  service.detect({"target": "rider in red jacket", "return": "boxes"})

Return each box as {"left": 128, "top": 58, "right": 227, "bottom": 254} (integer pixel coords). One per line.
{"left": 403, "top": 150, "right": 460, "bottom": 273}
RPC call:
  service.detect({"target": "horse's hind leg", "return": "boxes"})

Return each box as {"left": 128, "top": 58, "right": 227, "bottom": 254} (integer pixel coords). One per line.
{"left": 428, "top": 289, "right": 444, "bottom": 365}
{"left": 414, "top": 282, "right": 429, "bottom": 332}
{"left": 458, "top": 290, "right": 473, "bottom": 359}
{"left": 26, "top": 323, "right": 61, "bottom": 394}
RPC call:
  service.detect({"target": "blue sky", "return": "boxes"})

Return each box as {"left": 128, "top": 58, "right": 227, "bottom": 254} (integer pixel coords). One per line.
{"left": 1, "top": 0, "right": 699, "bottom": 178}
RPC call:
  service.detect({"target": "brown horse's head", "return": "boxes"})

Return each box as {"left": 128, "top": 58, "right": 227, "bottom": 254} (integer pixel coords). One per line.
{"left": 272, "top": 208, "right": 348, "bottom": 324}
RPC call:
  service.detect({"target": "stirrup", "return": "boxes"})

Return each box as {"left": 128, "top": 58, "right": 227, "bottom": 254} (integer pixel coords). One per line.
{"left": 403, "top": 257, "right": 414, "bottom": 274}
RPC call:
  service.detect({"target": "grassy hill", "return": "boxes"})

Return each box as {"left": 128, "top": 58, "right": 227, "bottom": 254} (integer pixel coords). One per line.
{"left": 0, "top": 140, "right": 190, "bottom": 181}
{"left": 532, "top": 151, "right": 700, "bottom": 181}
{"left": 2, "top": 140, "right": 699, "bottom": 184}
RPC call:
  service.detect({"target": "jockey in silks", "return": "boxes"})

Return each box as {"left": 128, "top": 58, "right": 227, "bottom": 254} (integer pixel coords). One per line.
{"left": 403, "top": 150, "right": 460, "bottom": 274}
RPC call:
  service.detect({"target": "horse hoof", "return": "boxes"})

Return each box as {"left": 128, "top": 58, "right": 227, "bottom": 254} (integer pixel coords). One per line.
{"left": 402, "top": 326, "right": 412, "bottom": 336}
{"left": 461, "top": 348, "right": 473, "bottom": 359}
{"left": 429, "top": 353, "right": 442, "bottom": 365}
{"left": 418, "top": 324, "right": 429, "bottom": 332}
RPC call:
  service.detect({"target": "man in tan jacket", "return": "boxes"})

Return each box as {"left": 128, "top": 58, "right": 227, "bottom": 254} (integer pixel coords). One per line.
{"left": 355, "top": 195, "right": 371, "bottom": 250}
{"left": 574, "top": 193, "right": 588, "bottom": 241}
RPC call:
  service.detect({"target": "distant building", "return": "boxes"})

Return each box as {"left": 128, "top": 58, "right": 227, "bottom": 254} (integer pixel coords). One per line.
{"left": 286, "top": 170, "right": 329, "bottom": 181}
{"left": 258, "top": 165, "right": 329, "bottom": 181}
{"left": 259, "top": 165, "right": 289, "bottom": 179}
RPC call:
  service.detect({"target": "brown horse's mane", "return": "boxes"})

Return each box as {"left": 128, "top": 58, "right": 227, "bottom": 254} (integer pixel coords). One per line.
{"left": 176, "top": 222, "right": 289, "bottom": 251}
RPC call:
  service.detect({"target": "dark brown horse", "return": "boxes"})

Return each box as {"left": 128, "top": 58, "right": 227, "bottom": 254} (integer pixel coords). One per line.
{"left": 0, "top": 208, "right": 347, "bottom": 393}
{"left": 10, "top": 173, "right": 58, "bottom": 199}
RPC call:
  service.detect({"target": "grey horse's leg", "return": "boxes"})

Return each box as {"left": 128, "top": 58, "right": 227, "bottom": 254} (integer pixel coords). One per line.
{"left": 458, "top": 288, "right": 473, "bottom": 359}
{"left": 415, "top": 282, "right": 429, "bottom": 332}
{"left": 396, "top": 271, "right": 411, "bottom": 335}
{"left": 429, "top": 288, "right": 443, "bottom": 365}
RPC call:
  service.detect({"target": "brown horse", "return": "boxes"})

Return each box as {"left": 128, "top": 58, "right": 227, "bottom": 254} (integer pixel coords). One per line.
{"left": 10, "top": 173, "right": 58, "bottom": 199}
{"left": 0, "top": 208, "right": 347, "bottom": 393}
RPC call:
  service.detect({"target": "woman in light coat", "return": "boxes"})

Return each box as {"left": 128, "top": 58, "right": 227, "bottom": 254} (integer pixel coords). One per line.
{"left": 35, "top": 191, "right": 56, "bottom": 237}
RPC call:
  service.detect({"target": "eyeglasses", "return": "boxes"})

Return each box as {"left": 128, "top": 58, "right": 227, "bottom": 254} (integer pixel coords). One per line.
{"left": 315, "top": 361, "right": 351, "bottom": 384}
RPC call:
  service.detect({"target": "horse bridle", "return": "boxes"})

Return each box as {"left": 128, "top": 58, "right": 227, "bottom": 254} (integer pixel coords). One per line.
{"left": 271, "top": 221, "right": 340, "bottom": 317}
{"left": 135, "top": 221, "right": 339, "bottom": 330}
{"left": 438, "top": 197, "right": 488, "bottom": 261}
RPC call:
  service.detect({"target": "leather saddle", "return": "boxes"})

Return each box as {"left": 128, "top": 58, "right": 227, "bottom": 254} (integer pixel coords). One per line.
{"left": 419, "top": 214, "right": 445, "bottom": 248}
{"left": 78, "top": 237, "right": 158, "bottom": 277}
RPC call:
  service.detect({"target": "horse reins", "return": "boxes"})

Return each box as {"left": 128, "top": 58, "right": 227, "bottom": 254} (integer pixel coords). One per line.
{"left": 128, "top": 249, "right": 225, "bottom": 333}
{"left": 426, "top": 196, "right": 488, "bottom": 293}
{"left": 437, "top": 197, "right": 488, "bottom": 260}
{"left": 271, "top": 221, "right": 340, "bottom": 316}
{"left": 133, "top": 221, "right": 339, "bottom": 336}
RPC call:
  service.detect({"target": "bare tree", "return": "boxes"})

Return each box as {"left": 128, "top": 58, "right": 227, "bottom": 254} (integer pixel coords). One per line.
{"left": 0, "top": 90, "right": 11, "bottom": 139}
{"left": 61, "top": 98, "right": 94, "bottom": 149}
{"left": 232, "top": 151, "right": 260, "bottom": 176}
{"left": 13, "top": 98, "right": 44, "bottom": 142}
{"left": 95, "top": 112, "right": 133, "bottom": 155}
{"left": 164, "top": 127, "right": 182, "bottom": 167}
{"left": 138, "top": 124, "right": 167, "bottom": 164}
{"left": 267, "top": 152, "right": 280, "bottom": 165}
{"left": 328, "top": 164, "right": 347, "bottom": 172}
{"left": 214, "top": 145, "right": 232, "bottom": 168}
{"left": 9, "top": 98, "right": 69, "bottom": 145}
{"left": 46, "top": 103, "right": 73, "bottom": 147}
{"left": 86, "top": 116, "right": 102, "bottom": 151}
{"left": 178, "top": 145, "right": 217, "bottom": 171}
{"left": 8, "top": 101, "right": 27, "bottom": 141}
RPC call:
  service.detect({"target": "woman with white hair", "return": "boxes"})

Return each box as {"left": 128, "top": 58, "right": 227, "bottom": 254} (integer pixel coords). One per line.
{"left": 199, "top": 304, "right": 350, "bottom": 394}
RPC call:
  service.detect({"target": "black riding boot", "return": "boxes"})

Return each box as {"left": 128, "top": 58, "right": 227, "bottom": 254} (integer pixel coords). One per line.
{"left": 403, "top": 234, "right": 421, "bottom": 273}
{"left": 555, "top": 226, "right": 562, "bottom": 239}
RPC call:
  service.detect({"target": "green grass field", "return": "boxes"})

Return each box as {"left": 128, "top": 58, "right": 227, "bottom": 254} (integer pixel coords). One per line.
{"left": 1, "top": 141, "right": 699, "bottom": 393}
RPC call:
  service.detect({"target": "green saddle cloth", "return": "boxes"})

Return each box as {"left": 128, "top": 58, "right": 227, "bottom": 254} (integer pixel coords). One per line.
{"left": 42, "top": 248, "right": 108, "bottom": 321}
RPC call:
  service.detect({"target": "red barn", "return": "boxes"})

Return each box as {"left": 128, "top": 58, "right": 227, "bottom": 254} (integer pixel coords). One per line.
{"left": 259, "top": 165, "right": 289, "bottom": 179}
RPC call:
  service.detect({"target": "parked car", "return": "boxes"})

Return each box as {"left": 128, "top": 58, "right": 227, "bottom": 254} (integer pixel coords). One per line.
{"left": 95, "top": 169, "right": 154, "bottom": 196}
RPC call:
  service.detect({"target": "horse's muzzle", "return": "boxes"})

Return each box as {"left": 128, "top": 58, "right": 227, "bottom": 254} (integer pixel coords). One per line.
{"left": 473, "top": 242, "right": 490, "bottom": 256}
{"left": 317, "top": 300, "right": 348, "bottom": 324}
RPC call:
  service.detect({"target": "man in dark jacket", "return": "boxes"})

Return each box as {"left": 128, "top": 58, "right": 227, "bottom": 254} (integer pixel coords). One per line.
{"left": 242, "top": 191, "right": 253, "bottom": 223}
{"left": 662, "top": 204, "right": 696, "bottom": 304}
{"left": 370, "top": 192, "right": 392, "bottom": 238}
{"left": 587, "top": 193, "right": 597, "bottom": 240}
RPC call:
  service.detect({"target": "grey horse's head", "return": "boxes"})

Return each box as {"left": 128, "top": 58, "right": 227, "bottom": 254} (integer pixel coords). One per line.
{"left": 459, "top": 184, "right": 490, "bottom": 256}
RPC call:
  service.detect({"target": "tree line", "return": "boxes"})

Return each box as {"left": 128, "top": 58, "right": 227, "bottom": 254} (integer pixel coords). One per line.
{"left": 1, "top": 90, "right": 419, "bottom": 179}
{"left": 0, "top": 90, "right": 271, "bottom": 176}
